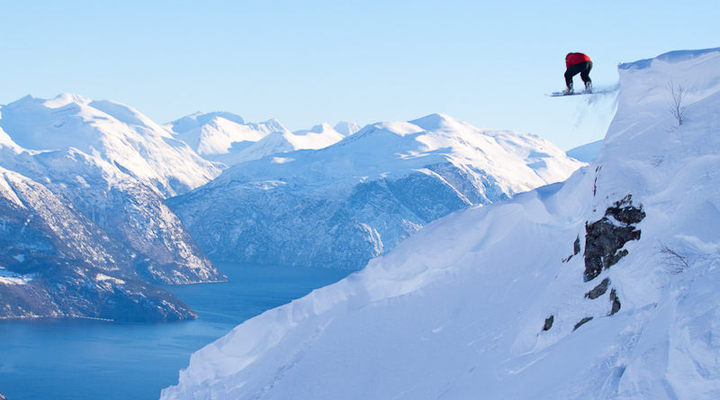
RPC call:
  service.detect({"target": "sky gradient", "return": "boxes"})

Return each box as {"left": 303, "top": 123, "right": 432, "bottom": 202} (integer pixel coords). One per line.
{"left": 1, "top": 1, "right": 718, "bottom": 149}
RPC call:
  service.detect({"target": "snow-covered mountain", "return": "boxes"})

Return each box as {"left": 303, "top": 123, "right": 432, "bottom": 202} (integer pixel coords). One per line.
{"left": 169, "top": 114, "right": 583, "bottom": 269}
{"left": 0, "top": 163, "right": 196, "bottom": 321}
{"left": 168, "top": 112, "right": 348, "bottom": 166}
{"left": 334, "top": 121, "right": 361, "bottom": 136}
{"left": 162, "top": 48, "right": 720, "bottom": 399}
{"left": 0, "top": 94, "right": 220, "bottom": 197}
{"left": 0, "top": 95, "right": 224, "bottom": 321}
{"left": 212, "top": 122, "right": 346, "bottom": 165}
{"left": 168, "top": 112, "right": 290, "bottom": 164}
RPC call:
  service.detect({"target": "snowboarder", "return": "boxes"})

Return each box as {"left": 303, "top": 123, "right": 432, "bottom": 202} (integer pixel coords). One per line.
{"left": 564, "top": 52, "right": 592, "bottom": 94}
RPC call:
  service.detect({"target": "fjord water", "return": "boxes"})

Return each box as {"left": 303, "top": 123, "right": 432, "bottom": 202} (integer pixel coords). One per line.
{"left": 0, "top": 264, "right": 349, "bottom": 400}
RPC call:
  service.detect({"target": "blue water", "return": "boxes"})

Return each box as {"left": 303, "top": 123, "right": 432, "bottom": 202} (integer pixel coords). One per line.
{"left": 0, "top": 264, "right": 349, "bottom": 400}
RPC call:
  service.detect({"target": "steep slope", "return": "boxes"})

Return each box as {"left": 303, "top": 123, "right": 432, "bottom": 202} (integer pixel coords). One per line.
{"left": 0, "top": 166, "right": 195, "bottom": 321}
{"left": 162, "top": 48, "right": 720, "bottom": 399}
{"left": 0, "top": 94, "right": 220, "bottom": 197}
{"left": 169, "top": 114, "right": 582, "bottom": 269}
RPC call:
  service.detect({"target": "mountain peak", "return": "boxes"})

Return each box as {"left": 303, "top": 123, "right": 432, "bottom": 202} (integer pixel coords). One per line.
{"left": 170, "top": 112, "right": 246, "bottom": 134}
{"left": 334, "top": 121, "right": 361, "bottom": 136}
{"left": 408, "top": 113, "right": 462, "bottom": 131}
{"left": 46, "top": 93, "right": 92, "bottom": 107}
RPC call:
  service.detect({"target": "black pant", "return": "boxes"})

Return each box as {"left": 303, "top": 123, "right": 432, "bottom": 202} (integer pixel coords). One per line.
{"left": 565, "top": 61, "right": 592, "bottom": 87}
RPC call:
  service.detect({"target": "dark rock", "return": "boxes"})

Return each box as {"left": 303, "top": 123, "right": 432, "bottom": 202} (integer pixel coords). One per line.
{"left": 543, "top": 315, "right": 554, "bottom": 331}
{"left": 585, "top": 278, "right": 610, "bottom": 299}
{"left": 609, "top": 288, "right": 622, "bottom": 315}
{"left": 573, "top": 236, "right": 581, "bottom": 255}
{"left": 583, "top": 195, "right": 644, "bottom": 281}
{"left": 605, "top": 195, "right": 646, "bottom": 225}
{"left": 573, "top": 316, "right": 593, "bottom": 331}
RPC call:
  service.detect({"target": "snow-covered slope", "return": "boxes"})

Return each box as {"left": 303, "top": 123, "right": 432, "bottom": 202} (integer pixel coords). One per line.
{"left": 567, "top": 139, "right": 603, "bottom": 162}
{"left": 0, "top": 94, "right": 220, "bottom": 197}
{"left": 0, "top": 165, "right": 196, "bottom": 321}
{"left": 169, "top": 114, "right": 582, "bottom": 269}
{"left": 168, "top": 113, "right": 347, "bottom": 166}
{"left": 162, "top": 48, "right": 720, "bottom": 399}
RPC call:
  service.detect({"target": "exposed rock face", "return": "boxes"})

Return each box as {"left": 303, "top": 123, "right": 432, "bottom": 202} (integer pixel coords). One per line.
{"left": 583, "top": 195, "right": 645, "bottom": 281}
{"left": 573, "top": 316, "right": 593, "bottom": 331}
{"left": 585, "top": 277, "right": 610, "bottom": 299}
{"left": 543, "top": 315, "right": 554, "bottom": 331}
{"left": 609, "top": 288, "right": 621, "bottom": 315}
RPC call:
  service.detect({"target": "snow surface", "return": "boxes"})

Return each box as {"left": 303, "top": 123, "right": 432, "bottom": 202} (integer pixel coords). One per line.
{"left": 162, "top": 48, "right": 720, "bottom": 399}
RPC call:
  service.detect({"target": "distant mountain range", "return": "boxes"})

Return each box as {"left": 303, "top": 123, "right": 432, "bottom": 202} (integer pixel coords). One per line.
{"left": 0, "top": 94, "right": 581, "bottom": 321}
{"left": 167, "top": 112, "right": 358, "bottom": 166}
{"left": 169, "top": 113, "right": 583, "bottom": 270}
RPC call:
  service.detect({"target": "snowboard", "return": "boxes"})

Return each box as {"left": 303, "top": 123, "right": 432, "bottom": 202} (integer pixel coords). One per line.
{"left": 547, "top": 87, "right": 616, "bottom": 97}
{"left": 548, "top": 90, "right": 593, "bottom": 97}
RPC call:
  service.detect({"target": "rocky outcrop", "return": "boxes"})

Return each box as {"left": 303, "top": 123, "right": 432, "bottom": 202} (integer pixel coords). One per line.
{"left": 543, "top": 315, "right": 554, "bottom": 331}
{"left": 573, "top": 316, "right": 593, "bottom": 331}
{"left": 583, "top": 195, "right": 645, "bottom": 281}
{"left": 585, "top": 277, "right": 610, "bottom": 299}
{"left": 609, "top": 288, "right": 621, "bottom": 315}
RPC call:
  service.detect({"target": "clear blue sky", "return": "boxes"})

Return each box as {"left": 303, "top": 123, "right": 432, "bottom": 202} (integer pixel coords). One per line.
{"left": 1, "top": 1, "right": 718, "bottom": 149}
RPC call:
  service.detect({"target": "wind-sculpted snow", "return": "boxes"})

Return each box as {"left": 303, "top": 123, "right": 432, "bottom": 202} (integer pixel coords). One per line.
{"left": 163, "top": 48, "right": 720, "bottom": 399}
{"left": 0, "top": 95, "right": 224, "bottom": 321}
{"left": 170, "top": 114, "right": 582, "bottom": 270}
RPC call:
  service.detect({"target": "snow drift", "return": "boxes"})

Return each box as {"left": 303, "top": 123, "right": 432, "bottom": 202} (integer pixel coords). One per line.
{"left": 162, "top": 48, "right": 720, "bottom": 399}
{"left": 169, "top": 114, "right": 582, "bottom": 269}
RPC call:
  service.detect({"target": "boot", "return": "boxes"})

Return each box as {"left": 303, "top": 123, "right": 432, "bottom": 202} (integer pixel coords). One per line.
{"left": 584, "top": 81, "right": 592, "bottom": 93}
{"left": 563, "top": 82, "right": 574, "bottom": 94}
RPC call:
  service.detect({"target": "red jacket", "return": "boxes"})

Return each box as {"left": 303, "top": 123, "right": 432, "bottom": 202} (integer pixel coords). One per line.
{"left": 566, "top": 52, "right": 591, "bottom": 68}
